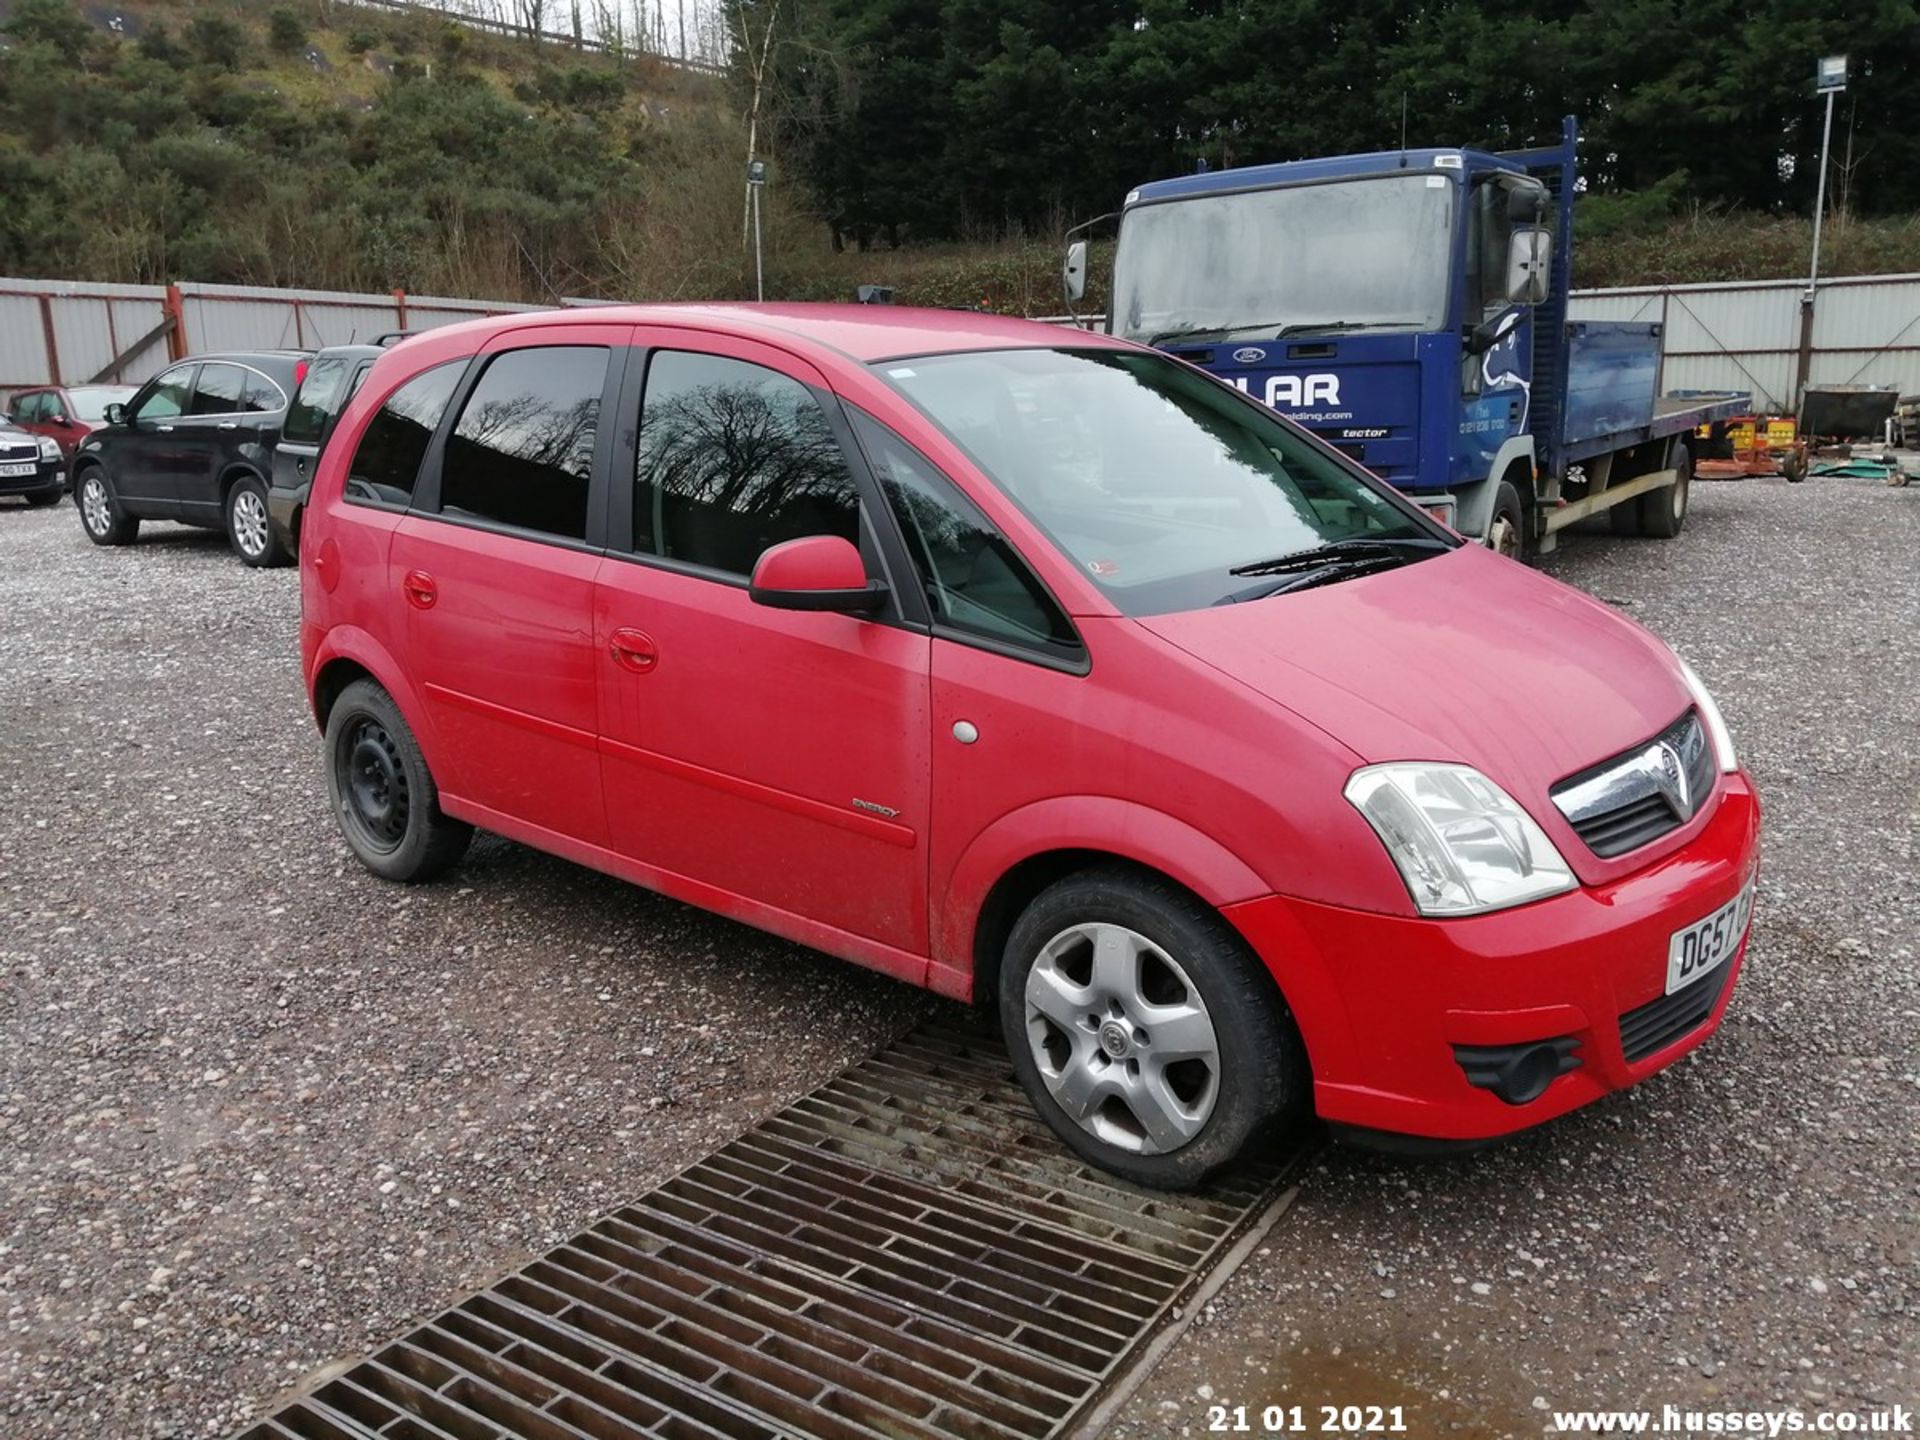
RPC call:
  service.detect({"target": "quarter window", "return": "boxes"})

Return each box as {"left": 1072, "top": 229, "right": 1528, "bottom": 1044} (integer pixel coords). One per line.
{"left": 440, "top": 346, "right": 607, "bottom": 542}
{"left": 135, "top": 366, "right": 194, "bottom": 421}
{"left": 634, "top": 351, "right": 860, "bottom": 575}
{"left": 853, "top": 412, "right": 1081, "bottom": 655}
{"left": 190, "top": 363, "right": 246, "bottom": 415}
{"left": 344, "top": 361, "right": 463, "bottom": 508}
{"left": 240, "top": 369, "right": 284, "bottom": 413}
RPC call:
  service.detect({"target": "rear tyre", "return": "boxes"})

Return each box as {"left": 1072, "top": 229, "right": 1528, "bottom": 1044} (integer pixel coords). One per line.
{"left": 325, "top": 678, "right": 472, "bottom": 882}
{"left": 1639, "top": 443, "right": 1691, "bottom": 539}
{"left": 1487, "top": 478, "right": 1527, "bottom": 560}
{"left": 999, "top": 867, "right": 1310, "bottom": 1190}
{"left": 76, "top": 466, "right": 138, "bottom": 546}
{"left": 226, "top": 475, "right": 287, "bottom": 567}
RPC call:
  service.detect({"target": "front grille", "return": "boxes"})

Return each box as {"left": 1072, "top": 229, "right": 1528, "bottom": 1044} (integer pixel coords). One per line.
{"left": 0, "top": 441, "right": 38, "bottom": 463}
{"left": 1552, "top": 710, "right": 1716, "bottom": 858}
{"left": 1619, "top": 957, "right": 1734, "bottom": 1063}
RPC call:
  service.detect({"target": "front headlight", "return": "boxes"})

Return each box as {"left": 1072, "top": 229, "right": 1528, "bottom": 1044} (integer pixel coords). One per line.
{"left": 36, "top": 436, "right": 60, "bottom": 462}
{"left": 1344, "top": 763, "right": 1577, "bottom": 916}
{"left": 1677, "top": 656, "right": 1737, "bottom": 773}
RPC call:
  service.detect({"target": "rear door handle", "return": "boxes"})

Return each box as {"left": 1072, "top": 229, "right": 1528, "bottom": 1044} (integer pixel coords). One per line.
{"left": 609, "top": 627, "right": 658, "bottom": 674}
{"left": 403, "top": 570, "right": 438, "bottom": 609}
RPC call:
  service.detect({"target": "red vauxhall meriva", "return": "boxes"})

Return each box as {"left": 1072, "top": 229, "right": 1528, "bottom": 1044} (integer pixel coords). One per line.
{"left": 299, "top": 305, "right": 1760, "bottom": 1188}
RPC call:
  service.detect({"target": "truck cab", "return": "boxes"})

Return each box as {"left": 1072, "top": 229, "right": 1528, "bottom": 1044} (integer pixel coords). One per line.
{"left": 1072, "top": 119, "right": 1741, "bottom": 555}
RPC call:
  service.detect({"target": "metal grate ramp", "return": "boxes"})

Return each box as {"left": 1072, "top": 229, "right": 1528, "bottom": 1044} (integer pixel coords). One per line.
{"left": 235, "top": 1018, "right": 1298, "bottom": 1440}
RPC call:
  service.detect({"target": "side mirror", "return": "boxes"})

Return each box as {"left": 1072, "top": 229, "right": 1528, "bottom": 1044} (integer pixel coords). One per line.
{"left": 104, "top": 403, "right": 127, "bottom": 426}
{"left": 1506, "top": 228, "right": 1552, "bottom": 306}
{"left": 748, "top": 535, "right": 887, "bottom": 614}
{"left": 1062, "top": 239, "right": 1088, "bottom": 304}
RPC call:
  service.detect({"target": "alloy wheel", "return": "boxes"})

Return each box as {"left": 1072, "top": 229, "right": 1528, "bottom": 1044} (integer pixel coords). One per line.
{"left": 232, "top": 488, "right": 269, "bottom": 557}
{"left": 80, "top": 474, "right": 111, "bottom": 537}
{"left": 1022, "top": 922, "right": 1221, "bottom": 1155}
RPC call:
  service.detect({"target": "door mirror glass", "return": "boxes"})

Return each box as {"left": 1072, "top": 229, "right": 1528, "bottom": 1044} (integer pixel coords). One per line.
{"left": 1506, "top": 228, "right": 1551, "bottom": 305}
{"left": 1062, "top": 240, "right": 1088, "bottom": 304}
{"left": 103, "top": 402, "right": 126, "bottom": 426}
{"left": 748, "top": 535, "right": 887, "bottom": 613}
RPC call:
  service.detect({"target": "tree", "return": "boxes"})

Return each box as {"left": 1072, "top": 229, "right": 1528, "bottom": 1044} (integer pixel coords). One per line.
{"left": 187, "top": 14, "right": 248, "bottom": 70}
{"left": 269, "top": 8, "right": 309, "bottom": 55}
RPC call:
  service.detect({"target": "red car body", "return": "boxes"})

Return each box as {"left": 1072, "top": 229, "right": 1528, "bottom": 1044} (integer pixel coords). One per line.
{"left": 300, "top": 305, "right": 1759, "bottom": 1151}
{"left": 7, "top": 383, "right": 137, "bottom": 462}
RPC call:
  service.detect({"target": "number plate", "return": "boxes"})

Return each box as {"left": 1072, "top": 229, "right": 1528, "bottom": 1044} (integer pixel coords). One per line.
{"left": 1666, "top": 882, "right": 1754, "bottom": 995}
{"left": 0, "top": 462, "right": 35, "bottom": 477}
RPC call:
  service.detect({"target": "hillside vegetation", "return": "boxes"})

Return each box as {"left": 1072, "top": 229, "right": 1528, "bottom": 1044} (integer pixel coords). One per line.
{"left": 1, "top": 0, "right": 1916, "bottom": 311}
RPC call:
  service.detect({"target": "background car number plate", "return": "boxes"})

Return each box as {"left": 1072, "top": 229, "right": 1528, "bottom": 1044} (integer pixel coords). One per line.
{"left": 1667, "top": 882, "right": 1754, "bottom": 994}
{"left": 0, "top": 462, "right": 35, "bottom": 477}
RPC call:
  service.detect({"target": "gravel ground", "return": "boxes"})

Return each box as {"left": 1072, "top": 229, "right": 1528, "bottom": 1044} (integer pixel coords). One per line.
{"left": 2, "top": 475, "right": 1915, "bottom": 1439}
{"left": 1110, "top": 475, "right": 1920, "bottom": 1436}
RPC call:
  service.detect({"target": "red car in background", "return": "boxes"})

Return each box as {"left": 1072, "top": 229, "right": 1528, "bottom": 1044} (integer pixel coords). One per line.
{"left": 298, "top": 305, "right": 1760, "bottom": 1188}
{"left": 7, "top": 383, "right": 138, "bottom": 465}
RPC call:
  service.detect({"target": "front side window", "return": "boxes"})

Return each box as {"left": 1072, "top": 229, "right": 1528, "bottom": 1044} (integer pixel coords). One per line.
{"left": 190, "top": 363, "right": 245, "bottom": 415}
{"left": 634, "top": 351, "right": 861, "bottom": 575}
{"left": 135, "top": 366, "right": 194, "bottom": 421}
{"left": 440, "top": 346, "right": 607, "bottom": 542}
{"left": 285, "top": 357, "right": 350, "bottom": 445}
{"left": 344, "top": 361, "right": 464, "bottom": 508}
{"left": 852, "top": 411, "right": 1080, "bottom": 656}
{"left": 878, "top": 348, "right": 1450, "bottom": 616}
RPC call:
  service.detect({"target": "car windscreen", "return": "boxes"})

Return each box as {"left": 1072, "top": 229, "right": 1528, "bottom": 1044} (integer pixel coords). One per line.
{"left": 66, "top": 387, "right": 134, "bottom": 422}
{"left": 873, "top": 347, "right": 1451, "bottom": 615}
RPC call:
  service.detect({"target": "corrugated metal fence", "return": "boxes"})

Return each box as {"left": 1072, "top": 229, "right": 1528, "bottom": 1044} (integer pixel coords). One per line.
{"left": 1566, "top": 272, "right": 1920, "bottom": 413}
{"left": 0, "top": 278, "right": 551, "bottom": 401}
{"left": 7, "top": 271, "right": 1919, "bottom": 413}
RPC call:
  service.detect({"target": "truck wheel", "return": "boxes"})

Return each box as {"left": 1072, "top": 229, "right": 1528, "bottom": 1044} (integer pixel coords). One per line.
{"left": 1487, "top": 478, "right": 1527, "bottom": 559}
{"left": 1640, "top": 444, "right": 1691, "bottom": 539}
{"left": 1608, "top": 501, "right": 1642, "bottom": 537}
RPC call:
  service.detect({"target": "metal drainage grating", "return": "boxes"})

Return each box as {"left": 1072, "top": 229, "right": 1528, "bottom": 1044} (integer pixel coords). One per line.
{"left": 235, "top": 1018, "right": 1301, "bottom": 1440}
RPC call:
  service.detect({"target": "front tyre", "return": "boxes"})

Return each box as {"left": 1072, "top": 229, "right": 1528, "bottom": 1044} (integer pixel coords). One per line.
{"left": 999, "top": 868, "right": 1309, "bottom": 1190}
{"left": 1487, "top": 478, "right": 1527, "bottom": 560}
{"left": 76, "top": 466, "right": 139, "bottom": 546}
{"left": 325, "top": 679, "right": 472, "bottom": 882}
{"left": 226, "top": 475, "right": 288, "bottom": 567}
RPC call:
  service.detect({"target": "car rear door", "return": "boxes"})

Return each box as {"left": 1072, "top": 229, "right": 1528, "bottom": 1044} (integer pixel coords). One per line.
{"left": 387, "top": 324, "right": 629, "bottom": 848}
{"left": 592, "top": 330, "right": 932, "bottom": 972}
{"left": 171, "top": 360, "right": 255, "bottom": 520}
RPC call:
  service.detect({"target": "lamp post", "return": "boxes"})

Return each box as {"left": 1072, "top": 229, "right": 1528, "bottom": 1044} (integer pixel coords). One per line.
{"left": 1796, "top": 54, "right": 1847, "bottom": 411}
{"left": 747, "top": 159, "right": 767, "bottom": 303}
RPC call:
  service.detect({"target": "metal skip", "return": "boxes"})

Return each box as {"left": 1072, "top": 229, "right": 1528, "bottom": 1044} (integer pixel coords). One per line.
{"left": 234, "top": 1019, "right": 1304, "bottom": 1440}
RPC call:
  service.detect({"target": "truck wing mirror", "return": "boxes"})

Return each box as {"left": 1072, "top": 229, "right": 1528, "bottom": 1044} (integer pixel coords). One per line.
{"left": 1506, "top": 229, "right": 1552, "bottom": 306}
{"left": 1062, "top": 240, "right": 1088, "bottom": 304}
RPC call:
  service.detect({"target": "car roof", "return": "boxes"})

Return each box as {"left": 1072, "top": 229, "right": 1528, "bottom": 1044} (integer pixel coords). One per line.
{"left": 189, "top": 350, "right": 312, "bottom": 365}
{"left": 410, "top": 303, "right": 1128, "bottom": 365}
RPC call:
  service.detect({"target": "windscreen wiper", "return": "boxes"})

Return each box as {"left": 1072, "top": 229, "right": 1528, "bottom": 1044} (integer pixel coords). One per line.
{"left": 1227, "top": 535, "right": 1450, "bottom": 578}
{"left": 1143, "top": 320, "right": 1296, "bottom": 347}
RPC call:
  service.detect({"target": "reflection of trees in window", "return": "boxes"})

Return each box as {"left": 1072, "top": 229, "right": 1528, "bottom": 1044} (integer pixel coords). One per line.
{"left": 346, "top": 362, "right": 464, "bottom": 507}
{"left": 636, "top": 366, "right": 859, "bottom": 573}
{"left": 440, "top": 348, "right": 605, "bottom": 541}
{"left": 457, "top": 391, "right": 598, "bottom": 476}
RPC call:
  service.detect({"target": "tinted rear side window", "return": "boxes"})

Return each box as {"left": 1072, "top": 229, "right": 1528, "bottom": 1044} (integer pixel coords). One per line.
{"left": 241, "top": 369, "right": 285, "bottom": 413}
{"left": 440, "top": 346, "right": 607, "bottom": 542}
{"left": 345, "top": 361, "right": 463, "bottom": 508}
{"left": 285, "top": 358, "right": 349, "bottom": 444}
{"left": 190, "top": 363, "right": 245, "bottom": 415}
{"left": 634, "top": 350, "right": 860, "bottom": 574}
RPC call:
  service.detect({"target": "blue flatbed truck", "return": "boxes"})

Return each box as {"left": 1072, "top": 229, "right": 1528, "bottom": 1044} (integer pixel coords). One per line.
{"left": 1063, "top": 117, "right": 1748, "bottom": 555}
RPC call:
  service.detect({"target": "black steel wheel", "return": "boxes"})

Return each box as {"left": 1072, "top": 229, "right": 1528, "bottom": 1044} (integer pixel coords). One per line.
{"left": 325, "top": 678, "right": 472, "bottom": 882}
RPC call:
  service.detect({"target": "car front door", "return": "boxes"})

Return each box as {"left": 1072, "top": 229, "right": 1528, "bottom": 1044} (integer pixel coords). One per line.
{"left": 388, "top": 326, "right": 628, "bottom": 849}
{"left": 594, "top": 332, "right": 931, "bottom": 972}
{"left": 113, "top": 364, "right": 197, "bottom": 513}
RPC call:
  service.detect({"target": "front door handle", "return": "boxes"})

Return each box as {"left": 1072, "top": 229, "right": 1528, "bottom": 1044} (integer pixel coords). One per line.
{"left": 157, "top": 424, "right": 175, "bottom": 433}
{"left": 402, "top": 570, "right": 438, "bottom": 609}
{"left": 609, "top": 627, "right": 658, "bottom": 674}
{"left": 218, "top": 421, "right": 239, "bottom": 431}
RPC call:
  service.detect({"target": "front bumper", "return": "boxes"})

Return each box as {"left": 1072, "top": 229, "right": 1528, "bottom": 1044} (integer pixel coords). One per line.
{"left": 0, "top": 458, "right": 61, "bottom": 496}
{"left": 1226, "top": 774, "right": 1761, "bottom": 1142}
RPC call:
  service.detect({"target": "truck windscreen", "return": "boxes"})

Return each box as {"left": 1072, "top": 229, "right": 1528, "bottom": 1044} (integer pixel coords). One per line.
{"left": 1111, "top": 173, "right": 1456, "bottom": 344}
